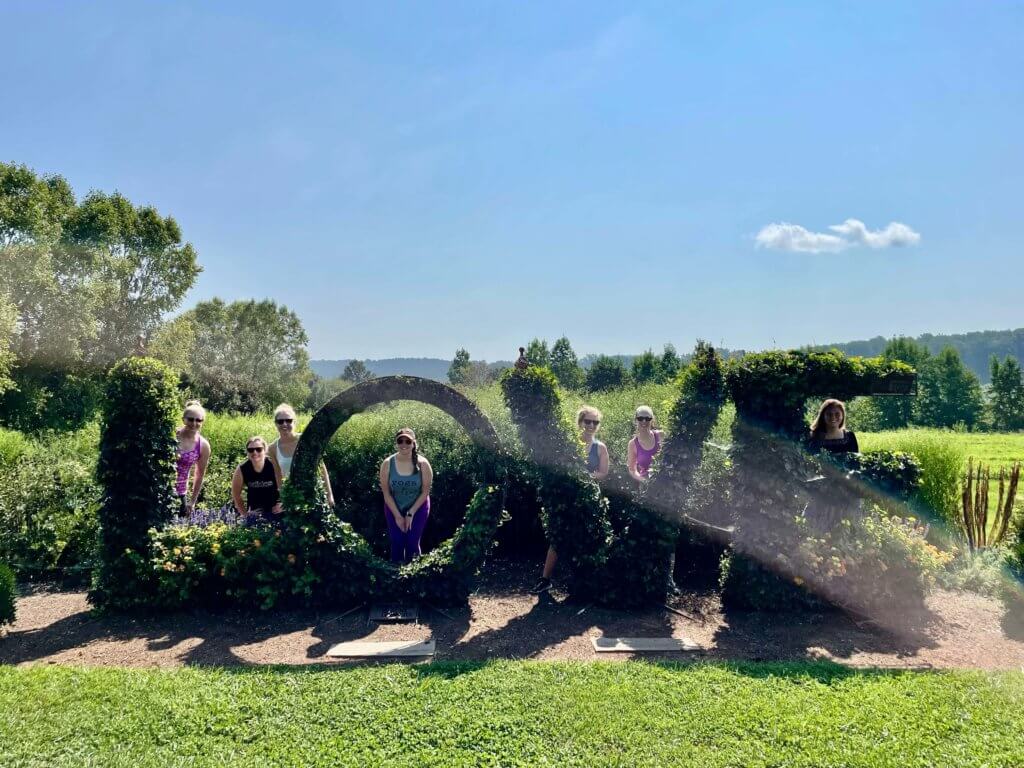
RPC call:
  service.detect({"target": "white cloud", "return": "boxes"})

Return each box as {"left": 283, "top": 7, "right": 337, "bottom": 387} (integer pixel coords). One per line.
{"left": 755, "top": 219, "right": 921, "bottom": 254}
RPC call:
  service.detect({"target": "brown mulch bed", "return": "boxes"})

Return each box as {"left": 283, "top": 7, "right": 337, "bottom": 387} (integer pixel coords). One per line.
{"left": 3, "top": 560, "right": 1024, "bottom": 669}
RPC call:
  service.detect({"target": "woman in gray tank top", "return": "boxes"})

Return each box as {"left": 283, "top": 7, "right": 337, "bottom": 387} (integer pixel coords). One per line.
{"left": 379, "top": 427, "right": 434, "bottom": 563}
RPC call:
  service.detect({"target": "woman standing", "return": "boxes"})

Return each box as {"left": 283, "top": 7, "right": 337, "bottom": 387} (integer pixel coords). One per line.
{"left": 379, "top": 427, "right": 433, "bottom": 563}
{"left": 808, "top": 399, "right": 859, "bottom": 454}
{"left": 267, "top": 403, "right": 335, "bottom": 508}
{"left": 627, "top": 405, "right": 663, "bottom": 483}
{"left": 231, "top": 436, "right": 282, "bottom": 524}
{"left": 175, "top": 400, "right": 211, "bottom": 516}
{"left": 531, "top": 406, "right": 610, "bottom": 594}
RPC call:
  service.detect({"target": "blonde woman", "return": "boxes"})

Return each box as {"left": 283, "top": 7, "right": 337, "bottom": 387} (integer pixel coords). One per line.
{"left": 268, "top": 403, "right": 335, "bottom": 508}
{"left": 232, "top": 436, "right": 282, "bottom": 524}
{"left": 627, "top": 405, "right": 663, "bottom": 483}
{"left": 531, "top": 405, "right": 609, "bottom": 594}
{"left": 175, "top": 400, "right": 211, "bottom": 515}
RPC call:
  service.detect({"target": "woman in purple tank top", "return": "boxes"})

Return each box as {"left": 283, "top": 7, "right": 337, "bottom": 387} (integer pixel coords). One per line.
{"left": 175, "top": 400, "right": 211, "bottom": 516}
{"left": 627, "top": 405, "right": 663, "bottom": 483}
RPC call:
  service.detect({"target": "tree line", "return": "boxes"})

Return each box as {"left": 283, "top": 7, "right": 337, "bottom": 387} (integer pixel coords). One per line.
{"left": 448, "top": 337, "right": 683, "bottom": 391}
{"left": 4, "top": 160, "right": 1023, "bottom": 431}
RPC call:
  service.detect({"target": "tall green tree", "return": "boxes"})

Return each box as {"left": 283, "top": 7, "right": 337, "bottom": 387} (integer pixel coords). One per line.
{"left": 448, "top": 348, "right": 472, "bottom": 386}
{"left": 586, "top": 355, "right": 631, "bottom": 392}
{"left": 525, "top": 338, "right": 550, "bottom": 368}
{"left": 1, "top": 162, "right": 200, "bottom": 428}
{"left": 0, "top": 298, "right": 16, "bottom": 395}
{"left": 989, "top": 355, "right": 1024, "bottom": 431}
{"left": 917, "top": 347, "right": 985, "bottom": 429}
{"left": 872, "top": 337, "right": 931, "bottom": 428}
{"left": 631, "top": 349, "right": 661, "bottom": 384}
{"left": 550, "top": 336, "right": 584, "bottom": 389}
{"left": 343, "top": 359, "right": 373, "bottom": 384}
{"left": 174, "top": 298, "right": 312, "bottom": 412}
{"left": 658, "top": 343, "right": 682, "bottom": 382}
{"left": 64, "top": 191, "right": 201, "bottom": 363}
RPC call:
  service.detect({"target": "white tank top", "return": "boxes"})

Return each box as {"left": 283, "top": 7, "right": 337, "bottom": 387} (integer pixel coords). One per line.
{"left": 275, "top": 442, "right": 293, "bottom": 479}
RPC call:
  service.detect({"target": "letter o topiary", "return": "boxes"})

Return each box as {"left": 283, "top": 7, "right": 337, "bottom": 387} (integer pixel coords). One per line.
{"left": 284, "top": 376, "right": 508, "bottom": 605}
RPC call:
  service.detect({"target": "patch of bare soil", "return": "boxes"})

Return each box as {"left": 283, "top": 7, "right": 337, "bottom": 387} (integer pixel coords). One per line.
{"left": 3, "top": 560, "right": 1023, "bottom": 669}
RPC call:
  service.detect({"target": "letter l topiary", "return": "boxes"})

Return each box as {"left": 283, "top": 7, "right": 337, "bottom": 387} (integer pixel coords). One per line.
{"left": 90, "top": 357, "right": 179, "bottom": 609}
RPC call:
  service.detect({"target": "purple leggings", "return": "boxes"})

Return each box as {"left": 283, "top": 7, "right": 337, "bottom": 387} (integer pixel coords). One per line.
{"left": 384, "top": 498, "right": 430, "bottom": 563}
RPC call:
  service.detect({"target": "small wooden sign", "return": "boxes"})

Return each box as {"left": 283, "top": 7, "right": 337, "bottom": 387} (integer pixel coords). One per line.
{"left": 870, "top": 372, "right": 917, "bottom": 396}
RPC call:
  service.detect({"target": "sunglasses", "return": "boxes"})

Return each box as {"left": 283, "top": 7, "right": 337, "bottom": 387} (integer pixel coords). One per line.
{"left": 276, "top": 418, "right": 293, "bottom": 425}
{"left": 185, "top": 417, "right": 203, "bottom": 423}
{"left": 396, "top": 437, "right": 413, "bottom": 446}
{"left": 582, "top": 419, "right": 600, "bottom": 427}
{"left": 247, "top": 446, "right": 264, "bottom": 454}
{"left": 635, "top": 416, "right": 653, "bottom": 422}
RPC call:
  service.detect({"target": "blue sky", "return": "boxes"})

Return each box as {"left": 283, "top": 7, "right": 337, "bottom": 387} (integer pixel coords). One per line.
{"left": 3, "top": 1, "right": 1022, "bottom": 360}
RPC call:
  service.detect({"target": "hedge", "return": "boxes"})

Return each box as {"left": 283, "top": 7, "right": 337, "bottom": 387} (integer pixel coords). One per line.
{"left": 90, "top": 357, "right": 179, "bottom": 609}
{"left": 0, "top": 562, "right": 14, "bottom": 627}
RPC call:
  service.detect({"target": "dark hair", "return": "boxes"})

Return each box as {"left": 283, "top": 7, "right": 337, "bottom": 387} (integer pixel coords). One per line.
{"left": 809, "top": 399, "right": 846, "bottom": 439}
{"left": 396, "top": 428, "right": 420, "bottom": 474}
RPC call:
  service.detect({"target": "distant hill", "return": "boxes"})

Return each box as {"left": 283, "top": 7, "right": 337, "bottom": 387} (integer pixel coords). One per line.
{"left": 811, "top": 328, "right": 1024, "bottom": 384}
{"left": 314, "top": 327, "right": 1024, "bottom": 385}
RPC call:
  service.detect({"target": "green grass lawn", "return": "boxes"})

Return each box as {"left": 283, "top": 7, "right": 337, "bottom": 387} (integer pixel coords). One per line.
{"left": 2, "top": 662, "right": 1022, "bottom": 767}
{"left": 861, "top": 428, "right": 1024, "bottom": 471}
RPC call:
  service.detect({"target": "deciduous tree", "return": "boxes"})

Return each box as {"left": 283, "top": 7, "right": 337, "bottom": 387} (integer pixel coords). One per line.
{"left": 989, "top": 355, "right": 1024, "bottom": 431}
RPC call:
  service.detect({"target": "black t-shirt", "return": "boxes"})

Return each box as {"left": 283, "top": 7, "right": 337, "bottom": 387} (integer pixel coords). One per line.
{"left": 240, "top": 459, "right": 279, "bottom": 512}
{"left": 808, "top": 429, "right": 859, "bottom": 454}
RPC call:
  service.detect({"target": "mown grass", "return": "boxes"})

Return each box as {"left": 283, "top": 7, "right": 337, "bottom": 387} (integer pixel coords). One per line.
{"left": 1, "top": 662, "right": 1021, "bottom": 767}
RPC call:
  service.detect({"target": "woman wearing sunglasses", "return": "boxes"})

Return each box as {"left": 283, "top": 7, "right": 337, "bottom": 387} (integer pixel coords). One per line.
{"left": 379, "top": 427, "right": 433, "bottom": 563}
{"left": 531, "top": 406, "right": 609, "bottom": 594}
{"left": 268, "top": 403, "right": 335, "bottom": 508}
{"left": 175, "top": 400, "right": 211, "bottom": 516}
{"left": 627, "top": 405, "right": 663, "bottom": 483}
{"left": 231, "top": 436, "right": 282, "bottom": 524}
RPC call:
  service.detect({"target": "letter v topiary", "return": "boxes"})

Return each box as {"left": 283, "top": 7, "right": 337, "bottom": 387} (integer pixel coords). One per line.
{"left": 501, "top": 365, "right": 611, "bottom": 598}
{"left": 90, "top": 356, "right": 179, "bottom": 610}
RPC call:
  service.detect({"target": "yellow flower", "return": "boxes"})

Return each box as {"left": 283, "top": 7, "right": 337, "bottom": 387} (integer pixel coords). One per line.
{"left": 793, "top": 577, "right": 804, "bottom": 586}
{"left": 253, "top": 539, "right": 261, "bottom": 549}
{"left": 287, "top": 554, "right": 297, "bottom": 564}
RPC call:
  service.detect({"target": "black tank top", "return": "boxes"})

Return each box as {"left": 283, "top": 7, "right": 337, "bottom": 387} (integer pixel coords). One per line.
{"left": 240, "top": 459, "right": 279, "bottom": 512}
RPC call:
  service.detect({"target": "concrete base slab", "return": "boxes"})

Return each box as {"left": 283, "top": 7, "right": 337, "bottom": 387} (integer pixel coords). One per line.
{"left": 592, "top": 636, "right": 700, "bottom": 653}
{"left": 326, "top": 640, "right": 436, "bottom": 658}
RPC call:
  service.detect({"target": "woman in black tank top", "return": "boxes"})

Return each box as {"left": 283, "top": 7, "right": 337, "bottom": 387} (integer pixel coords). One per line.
{"left": 231, "top": 436, "right": 282, "bottom": 524}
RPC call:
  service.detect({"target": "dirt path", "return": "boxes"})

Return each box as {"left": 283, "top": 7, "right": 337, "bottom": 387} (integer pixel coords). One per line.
{"left": 4, "top": 561, "right": 1023, "bottom": 669}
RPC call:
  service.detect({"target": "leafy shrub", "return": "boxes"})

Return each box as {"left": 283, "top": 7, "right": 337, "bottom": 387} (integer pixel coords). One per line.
{"left": 722, "top": 506, "right": 950, "bottom": 616}
{"left": 91, "top": 357, "right": 179, "bottom": 609}
{"left": 0, "top": 447, "right": 99, "bottom": 579}
{"left": 0, "top": 562, "right": 14, "bottom": 627}
{"left": 0, "top": 364, "right": 103, "bottom": 432}
{"left": 142, "top": 486, "right": 507, "bottom": 609}
{"left": 857, "top": 429, "right": 964, "bottom": 526}
{"left": 941, "top": 548, "right": 1007, "bottom": 598}
{"left": 823, "top": 449, "right": 923, "bottom": 503}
